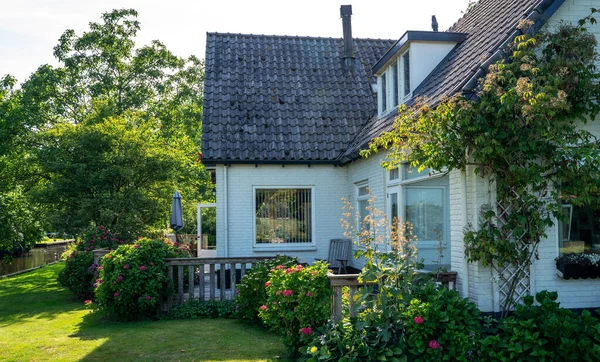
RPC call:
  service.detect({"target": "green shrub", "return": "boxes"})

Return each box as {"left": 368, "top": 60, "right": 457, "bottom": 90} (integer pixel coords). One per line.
{"left": 167, "top": 300, "right": 236, "bottom": 320}
{"left": 403, "top": 284, "right": 481, "bottom": 361}
{"left": 57, "top": 250, "right": 95, "bottom": 300}
{"left": 479, "top": 290, "right": 600, "bottom": 361}
{"left": 57, "top": 226, "right": 125, "bottom": 300}
{"left": 94, "top": 237, "right": 181, "bottom": 320}
{"left": 235, "top": 255, "right": 298, "bottom": 324}
{"left": 259, "top": 261, "right": 332, "bottom": 356}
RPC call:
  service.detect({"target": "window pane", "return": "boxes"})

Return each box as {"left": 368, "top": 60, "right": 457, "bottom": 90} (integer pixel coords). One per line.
{"left": 403, "top": 52, "right": 410, "bottom": 96}
{"left": 358, "top": 199, "right": 370, "bottom": 230}
{"left": 392, "top": 63, "right": 398, "bottom": 107}
{"left": 403, "top": 165, "right": 430, "bottom": 180}
{"left": 559, "top": 205, "right": 600, "bottom": 254}
{"left": 381, "top": 73, "right": 387, "bottom": 111}
{"left": 390, "top": 192, "right": 398, "bottom": 224}
{"left": 404, "top": 188, "right": 443, "bottom": 241}
{"left": 389, "top": 168, "right": 399, "bottom": 180}
{"left": 255, "top": 189, "right": 312, "bottom": 243}
{"left": 358, "top": 186, "right": 369, "bottom": 197}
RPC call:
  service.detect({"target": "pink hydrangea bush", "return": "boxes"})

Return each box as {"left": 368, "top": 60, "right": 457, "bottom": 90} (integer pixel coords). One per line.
{"left": 94, "top": 237, "right": 181, "bottom": 320}
{"left": 258, "top": 261, "right": 331, "bottom": 355}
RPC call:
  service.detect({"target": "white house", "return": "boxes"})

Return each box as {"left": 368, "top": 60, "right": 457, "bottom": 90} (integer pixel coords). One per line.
{"left": 201, "top": 0, "right": 600, "bottom": 312}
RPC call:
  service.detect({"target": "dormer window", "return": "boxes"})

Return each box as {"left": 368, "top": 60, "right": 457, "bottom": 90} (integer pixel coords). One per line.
{"left": 373, "top": 31, "right": 467, "bottom": 116}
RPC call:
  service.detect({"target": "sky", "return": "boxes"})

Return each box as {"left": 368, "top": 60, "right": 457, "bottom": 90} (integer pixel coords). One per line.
{"left": 0, "top": 0, "right": 471, "bottom": 84}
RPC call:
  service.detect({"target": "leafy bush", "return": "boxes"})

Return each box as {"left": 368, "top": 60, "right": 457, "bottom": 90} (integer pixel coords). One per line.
{"left": 94, "top": 237, "right": 181, "bottom": 320}
{"left": 57, "top": 250, "right": 95, "bottom": 300}
{"left": 166, "top": 300, "right": 236, "bottom": 320}
{"left": 235, "top": 255, "right": 298, "bottom": 324}
{"left": 479, "top": 291, "right": 600, "bottom": 361}
{"left": 57, "top": 226, "right": 125, "bottom": 300}
{"left": 259, "top": 261, "right": 332, "bottom": 356}
{"left": 403, "top": 284, "right": 481, "bottom": 361}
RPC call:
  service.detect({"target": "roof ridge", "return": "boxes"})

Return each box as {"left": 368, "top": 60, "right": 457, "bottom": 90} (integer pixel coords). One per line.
{"left": 206, "top": 32, "right": 394, "bottom": 42}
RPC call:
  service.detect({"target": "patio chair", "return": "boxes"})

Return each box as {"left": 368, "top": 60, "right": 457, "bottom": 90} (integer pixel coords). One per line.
{"left": 319, "top": 238, "right": 351, "bottom": 274}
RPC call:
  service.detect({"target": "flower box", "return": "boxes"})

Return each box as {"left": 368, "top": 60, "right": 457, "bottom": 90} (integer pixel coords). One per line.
{"left": 556, "top": 262, "right": 600, "bottom": 280}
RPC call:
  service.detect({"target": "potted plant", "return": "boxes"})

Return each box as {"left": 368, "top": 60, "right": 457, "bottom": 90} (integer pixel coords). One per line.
{"left": 556, "top": 253, "right": 600, "bottom": 279}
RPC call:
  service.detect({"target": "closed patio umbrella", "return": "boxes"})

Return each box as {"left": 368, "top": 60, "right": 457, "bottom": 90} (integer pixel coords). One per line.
{"left": 170, "top": 191, "right": 184, "bottom": 243}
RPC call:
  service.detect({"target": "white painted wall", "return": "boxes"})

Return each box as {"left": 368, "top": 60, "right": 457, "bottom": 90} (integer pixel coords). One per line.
{"left": 214, "top": 164, "right": 347, "bottom": 263}
{"left": 409, "top": 41, "right": 457, "bottom": 95}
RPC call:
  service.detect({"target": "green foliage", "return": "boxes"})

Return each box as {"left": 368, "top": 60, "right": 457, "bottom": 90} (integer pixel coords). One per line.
{"left": 4, "top": 8, "right": 211, "bottom": 239}
{"left": 94, "top": 237, "right": 180, "bottom": 320}
{"left": 479, "top": 291, "right": 600, "bottom": 361}
{"left": 235, "top": 255, "right": 298, "bottom": 324}
{"left": 166, "top": 300, "right": 236, "bottom": 320}
{"left": 259, "top": 261, "right": 332, "bottom": 356}
{"left": 57, "top": 250, "right": 95, "bottom": 300}
{"left": 364, "top": 17, "right": 600, "bottom": 312}
{"left": 402, "top": 285, "right": 481, "bottom": 361}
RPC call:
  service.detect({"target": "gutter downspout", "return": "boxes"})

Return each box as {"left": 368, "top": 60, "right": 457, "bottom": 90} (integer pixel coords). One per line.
{"left": 224, "top": 165, "right": 229, "bottom": 257}
{"left": 462, "top": 168, "right": 470, "bottom": 299}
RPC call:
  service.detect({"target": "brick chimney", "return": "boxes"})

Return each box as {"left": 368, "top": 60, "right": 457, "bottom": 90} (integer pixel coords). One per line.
{"left": 340, "top": 5, "right": 355, "bottom": 69}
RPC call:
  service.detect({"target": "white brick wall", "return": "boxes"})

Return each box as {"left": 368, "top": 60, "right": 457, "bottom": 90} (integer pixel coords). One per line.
{"left": 214, "top": 164, "right": 347, "bottom": 263}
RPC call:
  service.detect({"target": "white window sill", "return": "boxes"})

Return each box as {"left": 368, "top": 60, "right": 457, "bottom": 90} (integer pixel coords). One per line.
{"left": 253, "top": 243, "right": 317, "bottom": 252}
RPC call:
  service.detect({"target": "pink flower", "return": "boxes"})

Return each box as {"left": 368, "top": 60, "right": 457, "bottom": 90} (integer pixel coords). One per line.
{"left": 264, "top": 281, "right": 272, "bottom": 287}
{"left": 414, "top": 316, "right": 424, "bottom": 324}
{"left": 123, "top": 264, "right": 129, "bottom": 269}
{"left": 299, "top": 327, "right": 313, "bottom": 335}
{"left": 276, "top": 265, "right": 285, "bottom": 270}
{"left": 117, "top": 275, "right": 123, "bottom": 282}
{"left": 97, "top": 266, "right": 103, "bottom": 271}
{"left": 139, "top": 265, "right": 146, "bottom": 271}
{"left": 96, "top": 278, "right": 103, "bottom": 284}
{"left": 285, "top": 268, "right": 293, "bottom": 274}
{"left": 134, "top": 244, "right": 140, "bottom": 249}
{"left": 84, "top": 300, "right": 92, "bottom": 305}
{"left": 260, "top": 305, "right": 268, "bottom": 311}
{"left": 295, "top": 264, "right": 304, "bottom": 271}
{"left": 114, "top": 292, "right": 119, "bottom": 297}
{"left": 145, "top": 295, "right": 152, "bottom": 300}
{"left": 283, "top": 289, "right": 293, "bottom": 297}
{"left": 428, "top": 340, "right": 440, "bottom": 349}
{"left": 276, "top": 290, "right": 282, "bottom": 295}
{"left": 306, "top": 292, "right": 313, "bottom": 297}
{"left": 105, "top": 254, "right": 112, "bottom": 259}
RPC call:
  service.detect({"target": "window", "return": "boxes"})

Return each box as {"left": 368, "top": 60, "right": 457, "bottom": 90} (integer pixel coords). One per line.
{"left": 389, "top": 167, "right": 399, "bottom": 181}
{"left": 402, "top": 51, "right": 410, "bottom": 97}
{"left": 404, "top": 187, "right": 445, "bottom": 242}
{"left": 381, "top": 73, "right": 387, "bottom": 112}
{"left": 403, "top": 165, "right": 431, "bottom": 180}
{"left": 357, "top": 183, "right": 370, "bottom": 230}
{"left": 558, "top": 204, "right": 600, "bottom": 254}
{"left": 255, "top": 188, "right": 312, "bottom": 244}
{"left": 391, "top": 63, "right": 399, "bottom": 108}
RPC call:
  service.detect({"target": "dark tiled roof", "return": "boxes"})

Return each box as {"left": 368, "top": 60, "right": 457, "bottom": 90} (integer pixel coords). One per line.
{"left": 339, "top": 0, "right": 564, "bottom": 163}
{"left": 202, "top": 33, "right": 395, "bottom": 163}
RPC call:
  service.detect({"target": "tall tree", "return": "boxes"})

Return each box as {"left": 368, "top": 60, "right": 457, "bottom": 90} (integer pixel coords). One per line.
{"left": 20, "top": 9, "right": 209, "bottom": 240}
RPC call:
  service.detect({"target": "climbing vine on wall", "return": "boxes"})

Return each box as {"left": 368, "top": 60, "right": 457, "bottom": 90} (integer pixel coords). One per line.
{"left": 363, "top": 12, "right": 600, "bottom": 312}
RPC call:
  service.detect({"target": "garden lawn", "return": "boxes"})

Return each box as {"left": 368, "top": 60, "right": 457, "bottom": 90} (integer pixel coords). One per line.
{"left": 0, "top": 262, "right": 286, "bottom": 361}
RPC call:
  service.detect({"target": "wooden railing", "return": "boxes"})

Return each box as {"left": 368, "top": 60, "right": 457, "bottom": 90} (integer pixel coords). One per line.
{"left": 328, "top": 271, "right": 458, "bottom": 321}
{"left": 164, "top": 257, "right": 275, "bottom": 309}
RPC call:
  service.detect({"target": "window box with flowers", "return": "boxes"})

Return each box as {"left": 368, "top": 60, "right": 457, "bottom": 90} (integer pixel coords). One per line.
{"left": 556, "top": 253, "right": 600, "bottom": 280}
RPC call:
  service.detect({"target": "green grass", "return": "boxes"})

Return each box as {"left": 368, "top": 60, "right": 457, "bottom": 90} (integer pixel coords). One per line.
{"left": 0, "top": 263, "right": 286, "bottom": 361}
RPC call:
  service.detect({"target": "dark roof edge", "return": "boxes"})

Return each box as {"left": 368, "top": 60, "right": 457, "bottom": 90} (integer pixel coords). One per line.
{"left": 459, "top": 0, "right": 565, "bottom": 94}
{"left": 206, "top": 31, "right": 393, "bottom": 43}
{"left": 201, "top": 159, "right": 342, "bottom": 166}
{"left": 372, "top": 31, "right": 468, "bottom": 75}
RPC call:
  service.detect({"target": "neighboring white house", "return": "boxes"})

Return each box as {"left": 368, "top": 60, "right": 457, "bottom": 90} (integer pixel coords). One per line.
{"left": 201, "top": 0, "right": 600, "bottom": 312}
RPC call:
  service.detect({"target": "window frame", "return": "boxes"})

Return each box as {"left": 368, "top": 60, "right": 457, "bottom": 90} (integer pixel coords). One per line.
{"left": 252, "top": 186, "right": 316, "bottom": 251}
{"left": 356, "top": 181, "right": 370, "bottom": 230}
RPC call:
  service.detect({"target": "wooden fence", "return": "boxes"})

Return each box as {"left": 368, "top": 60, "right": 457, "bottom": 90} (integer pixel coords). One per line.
{"left": 164, "top": 257, "right": 275, "bottom": 309}
{"left": 328, "top": 271, "right": 457, "bottom": 321}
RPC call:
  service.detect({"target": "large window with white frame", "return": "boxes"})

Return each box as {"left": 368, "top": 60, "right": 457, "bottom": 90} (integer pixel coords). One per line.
{"left": 254, "top": 187, "right": 313, "bottom": 244}
{"left": 387, "top": 164, "right": 449, "bottom": 267}
{"left": 379, "top": 50, "right": 411, "bottom": 115}
{"left": 356, "top": 182, "right": 370, "bottom": 230}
